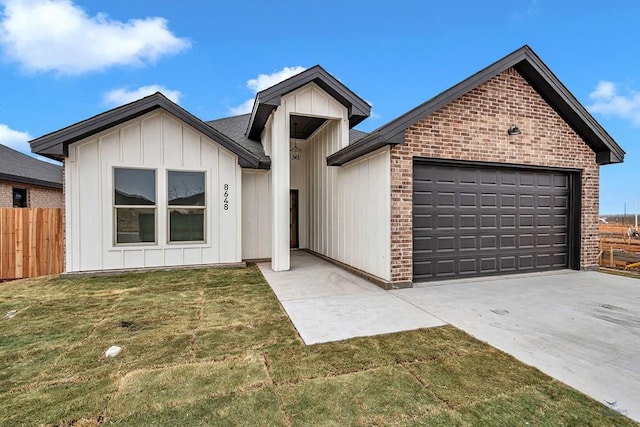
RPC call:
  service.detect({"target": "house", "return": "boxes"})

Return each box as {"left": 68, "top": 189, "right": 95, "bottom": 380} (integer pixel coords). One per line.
{"left": 29, "top": 45, "right": 624, "bottom": 286}
{"left": 0, "top": 143, "right": 63, "bottom": 208}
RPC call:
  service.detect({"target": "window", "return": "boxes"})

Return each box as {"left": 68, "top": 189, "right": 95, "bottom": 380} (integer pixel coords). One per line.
{"left": 114, "top": 168, "right": 156, "bottom": 244}
{"left": 168, "top": 171, "right": 205, "bottom": 242}
{"left": 12, "top": 188, "right": 27, "bottom": 208}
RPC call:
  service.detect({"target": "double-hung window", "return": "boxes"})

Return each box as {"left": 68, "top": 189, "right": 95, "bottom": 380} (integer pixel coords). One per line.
{"left": 167, "top": 171, "right": 205, "bottom": 243}
{"left": 114, "top": 168, "right": 156, "bottom": 244}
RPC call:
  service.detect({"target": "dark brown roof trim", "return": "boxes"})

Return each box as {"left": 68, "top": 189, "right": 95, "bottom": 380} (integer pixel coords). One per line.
{"left": 0, "top": 173, "right": 62, "bottom": 189}
{"left": 327, "top": 45, "right": 624, "bottom": 166}
{"left": 30, "top": 92, "right": 262, "bottom": 168}
{"left": 247, "top": 65, "right": 371, "bottom": 141}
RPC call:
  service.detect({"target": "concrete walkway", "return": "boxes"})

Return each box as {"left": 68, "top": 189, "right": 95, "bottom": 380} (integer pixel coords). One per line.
{"left": 258, "top": 251, "right": 444, "bottom": 344}
{"left": 259, "top": 253, "right": 640, "bottom": 422}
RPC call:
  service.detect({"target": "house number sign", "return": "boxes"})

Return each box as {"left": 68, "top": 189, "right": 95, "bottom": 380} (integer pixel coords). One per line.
{"left": 223, "top": 184, "right": 229, "bottom": 210}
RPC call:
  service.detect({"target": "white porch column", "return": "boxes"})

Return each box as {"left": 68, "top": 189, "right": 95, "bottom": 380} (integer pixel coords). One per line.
{"left": 271, "top": 109, "right": 290, "bottom": 271}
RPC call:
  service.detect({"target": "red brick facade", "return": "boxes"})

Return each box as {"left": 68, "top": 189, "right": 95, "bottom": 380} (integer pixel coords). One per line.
{"left": 390, "top": 68, "right": 599, "bottom": 283}
{"left": 0, "top": 180, "right": 63, "bottom": 208}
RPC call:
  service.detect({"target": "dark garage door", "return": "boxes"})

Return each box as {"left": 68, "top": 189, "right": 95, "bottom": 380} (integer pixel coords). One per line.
{"left": 413, "top": 161, "right": 575, "bottom": 282}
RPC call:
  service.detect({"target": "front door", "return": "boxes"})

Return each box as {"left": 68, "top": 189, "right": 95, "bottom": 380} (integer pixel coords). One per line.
{"left": 290, "top": 190, "right": 299, "bottom": 248}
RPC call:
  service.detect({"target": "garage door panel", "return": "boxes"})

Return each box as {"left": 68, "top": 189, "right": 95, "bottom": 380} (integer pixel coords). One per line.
{"left": 459, "top": 235, "right": 477, "bottom": 250}
{"left": 436, "top": 192, "right": 455, "bottom": 207}
{"left": 480, "top": 171, "right": 498, "bottom": 185}
{"left": 413, "top": 162, "right": 572, "bottom": 281}
{"left": 459, "top": 169, "right": 478, "bottom": 185}
{"left": 554, "top": 215, "right": 568, "bottom": 227}
{"left": 501, "top": 194, "right": 517, "bottom": 208}
{"left": 520, "top": 194, "right": 535, "bottom": 207}
{"left": 460, "top": 214, "right": 477, "bottom": 229}
{"left": 414, "top": 236, "right": 432, "bottom": 251}
{"left": 460, "top": 192, "right": 477, "bottom": 207}
{"left": 519, "top": 215, "right": 534, "bottom": 227}
{"left": 538, "top": 195, "right": 552, "bottom": 208}
{"left": 500, "top": 256, "right": 516, "bottom": 271}
{"left": 481, "top": 215, "right": 497, "bottom": 229}
{"left": 501, "top": 214, "right": 516, "bottom": 228}
{"left": 554, "top": 174, "right": 568, "bottom": 188}
{"left": 481, "top": 194, "right": 498, "bottom": 207}
{"left": 413, "top": 191, "right": 433, "bottom": 206}
{"left": 436, "top": 214, "right": 455, "bottom": 229}
{"left": 501, "top": 172, "right": 517, "bottom": 186}
{"left": 436, "top": 236, "right": 455, "bottom": 251}
{"left": 555, "top": 195, "right": 568, "bottom": 208}
{"left": 459, "top": 258, "right": 477, "bottom": 274}
{"left": 501, "top": 235, "right": 516, "bottom": 248}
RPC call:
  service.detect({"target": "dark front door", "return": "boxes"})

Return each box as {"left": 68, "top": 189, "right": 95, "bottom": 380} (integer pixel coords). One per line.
{"left": 413, "top": 160, "right": 576, "bottom": 282}
{"left": 290, "top": 190, "right": 299, "bottom": 248}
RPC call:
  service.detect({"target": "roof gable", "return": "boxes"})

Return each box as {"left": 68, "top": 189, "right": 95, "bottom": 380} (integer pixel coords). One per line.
{"left": 246, "top": 65, "right": 371, "bottom": 140}
{"left": 0, "top": 144, "right": 62, "bottom": 188}
{"left": 327, "top": 45, "right": 625, "bottom": 166}
{"left": 30, "top": 93, "right": 262, "bottom": 168}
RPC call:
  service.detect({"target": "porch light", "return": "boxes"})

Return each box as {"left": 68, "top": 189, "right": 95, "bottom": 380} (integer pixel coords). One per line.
{"left": 507, "top": 125, "right": 521, "bottom": 136}
{"left": 290, "top": 122, "right": 302, "bottom": 160}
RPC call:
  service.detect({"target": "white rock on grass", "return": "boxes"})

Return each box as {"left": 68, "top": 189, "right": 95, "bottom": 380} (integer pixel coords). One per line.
{"left": 105, "top": 346, "right": 122, "bottom": 358}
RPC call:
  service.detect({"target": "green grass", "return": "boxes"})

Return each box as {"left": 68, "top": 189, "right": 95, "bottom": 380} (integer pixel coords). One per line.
{"left": 0, "top": 266, "right": 635, "bottom": 426}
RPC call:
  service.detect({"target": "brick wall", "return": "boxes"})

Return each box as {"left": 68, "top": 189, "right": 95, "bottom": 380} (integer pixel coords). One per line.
{"left": 0, "top": 180, "right": 64, "bottom": 208}
{"left": 390, "top": 68, "right": 599, "bottom": 283}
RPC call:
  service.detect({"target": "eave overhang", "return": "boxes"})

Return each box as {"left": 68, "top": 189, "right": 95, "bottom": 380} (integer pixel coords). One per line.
{"left": 327, "top": 45, "right": 625, "bottom": 167}
{"left": 30, "top": 92, "right": 262, "bottom": 168}
{"left": 246, "top": 65, "right": 371, "bottom": 141}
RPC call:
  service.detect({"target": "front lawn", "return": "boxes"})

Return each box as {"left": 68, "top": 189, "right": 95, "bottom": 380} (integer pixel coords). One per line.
{"left": 0, "top": 266, "right": 635, "bottom": 426}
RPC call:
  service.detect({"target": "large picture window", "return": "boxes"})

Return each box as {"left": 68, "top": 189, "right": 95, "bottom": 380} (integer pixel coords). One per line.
{"left": 168, "top": 171, "right": 205, "bottom": 242}
{"left": 114, "top": 168, "right": 156, "bottom": 244}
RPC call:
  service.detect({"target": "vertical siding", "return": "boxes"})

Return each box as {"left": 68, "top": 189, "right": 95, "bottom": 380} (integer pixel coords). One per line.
{"left": 65, "top": 110, "right": 242, "bottom": 273}
{"left": 241, "top": 170, "right": 272, "bottom": 259}
{"left": 307, "top": 121, "right": 391, "bottom": 281}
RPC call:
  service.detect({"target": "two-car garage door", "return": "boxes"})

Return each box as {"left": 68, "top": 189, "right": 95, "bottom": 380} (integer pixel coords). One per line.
{"left": 413, "top": 160, "right": 577, "bottom": 282}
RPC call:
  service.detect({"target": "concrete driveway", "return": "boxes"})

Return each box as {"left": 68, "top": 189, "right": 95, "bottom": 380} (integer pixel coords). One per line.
{"left": 392, "top": 270, "right": 640, "bottom": 422}
{"left": 260, "top": 253, "right": 640, "bottom": 421}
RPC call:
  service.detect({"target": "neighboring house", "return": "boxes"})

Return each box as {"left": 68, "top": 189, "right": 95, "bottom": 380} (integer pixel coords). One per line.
{"left": 30, "top": 46, "right": 624, "bottom": 286}
{"left": 0, "top": 143, "right": 63, "bottom": 208}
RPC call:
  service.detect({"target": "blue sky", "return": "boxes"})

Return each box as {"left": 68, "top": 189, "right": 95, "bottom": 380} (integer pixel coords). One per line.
{"left": 0, "top": 0, "right": 638, "bottom": 214}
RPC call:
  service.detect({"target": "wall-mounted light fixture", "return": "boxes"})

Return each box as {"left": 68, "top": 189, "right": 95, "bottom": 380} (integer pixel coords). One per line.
{"left": 290, "top": 122, "right": 302, "bottom": 161}
{"left": 507, "top": 125, "right": 521, "bottom": 136}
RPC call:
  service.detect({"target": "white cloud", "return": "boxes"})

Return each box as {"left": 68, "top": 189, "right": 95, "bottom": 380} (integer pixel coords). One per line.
{"left": 0, "top": 123, "right": 60, "bottom": 164}
{"left": 0, "top": 0, "right": 190, "bottom": 74}
{"left": 0, "top": 122, "right": 30, "bottom": 151}
{"left": 103, "top": 85, "right": 181, "bottom": 107}
{"left": 228, "top": 99, "right": 255, "bottom": 116}
{"left": 510, "top": 0, "right": 541, "bottom": 21}
{"left": 229, "top": 66, "right": 306, "bottom": 115}
{"left": 588, "top": 80, "right": 640, "bottom": 126}
{"left": 247, "top": 66, "right": 307, "bottom": 92}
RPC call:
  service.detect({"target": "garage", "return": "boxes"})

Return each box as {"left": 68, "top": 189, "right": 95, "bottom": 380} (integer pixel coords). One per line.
{"left": 413, "top": 160, "right": 579, "bottom": 282}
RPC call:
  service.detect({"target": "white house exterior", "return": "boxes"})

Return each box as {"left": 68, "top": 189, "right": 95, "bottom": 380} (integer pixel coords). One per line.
{"left": 31, "top": 46, "right": 624, "bottom": 287}
{"left": 62, "top": 111, "right": 242, "bottom": 272}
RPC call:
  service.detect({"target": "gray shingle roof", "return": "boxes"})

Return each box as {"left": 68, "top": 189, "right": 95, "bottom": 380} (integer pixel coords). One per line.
{"left": 0, "top": 144, "right": 62, "bottom": 188}
{"left": 207, "top": 114, "right": 371, "bottom": 167}
{"left": 206, "top": 114, "right": 270, "bottom": 166}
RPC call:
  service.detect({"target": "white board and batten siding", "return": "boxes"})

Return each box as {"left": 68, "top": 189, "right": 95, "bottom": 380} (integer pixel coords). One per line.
{"left": 307, "top": 122, "right": 392, "bottom": 282}
{"left": 241, "top": 170, "right": 272, "bottom": 260}
{"left": 64, "top": 110, "right": 242, "bottom": 273}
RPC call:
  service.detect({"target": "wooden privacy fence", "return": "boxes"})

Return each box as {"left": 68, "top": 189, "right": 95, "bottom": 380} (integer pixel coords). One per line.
{"left": 0, "top": 208, "right": 63, "bottom": 280}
